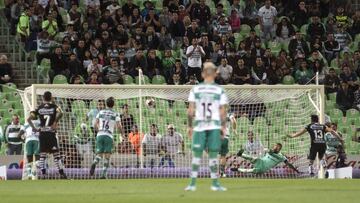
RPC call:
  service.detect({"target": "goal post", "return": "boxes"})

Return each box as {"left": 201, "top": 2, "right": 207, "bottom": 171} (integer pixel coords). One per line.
{"left": 20, "top": 84, "right": 325, "bottom": 179}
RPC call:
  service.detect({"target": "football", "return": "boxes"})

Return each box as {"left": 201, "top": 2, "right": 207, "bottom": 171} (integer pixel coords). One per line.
{"left": 145, "top": 98, "right": 155, "bottom": 108}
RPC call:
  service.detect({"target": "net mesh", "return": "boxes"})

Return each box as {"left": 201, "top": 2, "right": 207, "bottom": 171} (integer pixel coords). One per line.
{"left": 19, "top": 85, "right": 323, "bottom": 179}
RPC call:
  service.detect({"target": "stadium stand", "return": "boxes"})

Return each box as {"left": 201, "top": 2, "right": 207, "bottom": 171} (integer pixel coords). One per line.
{"left": 0, "top": 0, "right": 359, "bottom": 158}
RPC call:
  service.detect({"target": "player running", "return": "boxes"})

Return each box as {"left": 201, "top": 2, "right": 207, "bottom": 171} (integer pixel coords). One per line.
{"left": 231, "top": 143, "right": 299, "bottom": 174}
{"left": 219, "top": 112, "right": 237, "bottom": 178}
{"left": 90, "top": 97, "right": 121, "bottom": 179}
{"left": 287, "top": 115, "right": 340, "bottom": 175}
{"left": 18, "top": 117, "right": 41, "bottom": 180}
{"left": 185, "top": 62, "right": 228, "bottom": 192}
{"left": 27, "top": 91, "right": 67, "bottom": 179}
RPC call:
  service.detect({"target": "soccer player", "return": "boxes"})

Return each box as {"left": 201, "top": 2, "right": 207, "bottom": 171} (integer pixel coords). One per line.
{"left": 90, "top": 97, "right": 121, "bottom": 179}
{"left": 27, "top": 91, "right": 67, "bottom": 179}
{"left": 287, "top": 115, "right": 340, "bottom": 175}
{"left": 231, "top": 143, "right": 299, "bottom": 174}
{"left": 185, "top": 62, "right": 228, "bottom": 192}
{"left": 18, "top": 117, "right": 41, "bottom": 180}
{"left": 219, "top": 112, "right": 237, "bottom": 177}
{"left": 324, "top": 123, "right": 344, "bottom": 159}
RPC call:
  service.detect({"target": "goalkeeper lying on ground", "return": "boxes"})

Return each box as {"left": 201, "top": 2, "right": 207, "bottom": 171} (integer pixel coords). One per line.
{"left": 231, "top": 143, "right": 299, "bottom": 174}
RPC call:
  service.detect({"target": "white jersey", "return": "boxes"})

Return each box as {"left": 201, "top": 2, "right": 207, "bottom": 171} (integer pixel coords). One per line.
{"left": 142, "top": 133, "right": 161, "bottom": 154}
{"left": 258, "top": 6, "right": 277, "bottom": 26}
{"left": 186, "top": 45, "right": 205, "bottom": 68}
{"left": 245, "top": 140, "right": 264, "bottom": 156}
{"left": 161, "top": 132, "right": 183, "bottom": 154}
{"left": 188, "top": 83, "right": 228, "bottom": 131}
{"left": 96, "top": 108, "right": 121, "bottom": 139}
{"left": 21, "top": 120, "right": 41, "bottom": 143}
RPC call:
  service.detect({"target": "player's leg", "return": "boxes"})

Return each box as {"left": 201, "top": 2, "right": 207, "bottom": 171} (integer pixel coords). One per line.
{"left": 51, "top": 134, "right": 67, "bottom": 179}
{"left": 25, "top": 140, "right": 35, "bottom": 179}
{"left": 207, "top": 129, "right": 226, "bottom": 191}
{"left": 90, "top": 135, "right": 103, "bottom": 176}
{"left": 100, "top": 136, "right": 113, "bottom": 179}
{"left": 38, "top": 133, "right": 48, "bottom": 176}
{"left": 219, "top": 137, "right": 229, "bottom": 177}
{"left": 185, "top": 131, "right": 206, "bottom": 191}
{"left": 308, "top": 146, "right": 317, "bottom": 175}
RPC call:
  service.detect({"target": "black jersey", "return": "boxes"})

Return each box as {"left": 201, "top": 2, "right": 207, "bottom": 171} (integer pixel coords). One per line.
{"left": 305, "top": 123, "right": 327, "bottom": 145}
{"left": 32, "top": 103, "right": 61, "bottom": 132}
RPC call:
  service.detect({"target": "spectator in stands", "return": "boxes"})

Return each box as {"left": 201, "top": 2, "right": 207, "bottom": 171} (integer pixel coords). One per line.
{"left": 159, "top": 6, "right": 172, "bottom": 29}
{"left": 250, "top": 39, "right": 265, "bottom": 60}
{"left": 334, "top": 24, "right": 352, "bottom": 50}
{"left": 142, "top": 124, "right": 161, "bottom": 168}
{"left": 292, "top": 1, "right": 308, "bottom": 29}
{"left": 186, "top": 38, "right": 205, "bottom": 82}
{"left": 159, "top": 124, "right": 184, "bottom": 168}
{"left": 350, "top": 10, "right": 360, "bottom": 38}
{"left": 258, "top": 0, "right": 277, "bottom": 42}
{"left": 185, "top": 75, "right": 199, "bottom": 85}
{"left": 144, "top": 8, "right": 161, "bottom": 32}
{"left": 243, "top": 0, "right": 258, "bottom": 27}
{"left": 130, "top": 48, "right": 148, "bottom": 77}
{"left": 191, "top": 0, "right": 211, "bottom": 31}
{"left": 68, "top": 2, "right": 81, "bottom": 30}
{"left": 85, "top": 0, "right": 100, "bottom": 10}
{"left": 87, "top": 71, "right": 101, "bottom": 84}
{"left": 10, "top": 0, "right": 28, "bottom": 34}
{"left": 354, "top": 51, "right": 360, "bottom": 77}
{"left": 162, "top": 49, "right": 175, "bottom": 78}
{"left": 354, "top": 84, "right": 360, "bottom": 111}
{"left": 276, "top": 50, "right": 292, "bottom": 76}
{"left": 307, "top": 15, "right": 325, "bottom": 42}
{"left": 4, "top": 115, "right": 23, "bottom": 155}
{"left": 128, "top": 7, "right": 142, "bottom": 31}
{"left": 244, "top": 29, "right": 260, "bottom": 50}
{"left": 325, "top": 17, "right": 337, "bottom": 34}
{"left": 49, "top": 47, "right": 69, "bottom": 83}
{"left": 169, "top": 12, "right": 185, "bottom": 44}
{"left": 217, "top": 57, "right": 233, "bottom": 85}
{"left": 324, "top": 33, "right": 341, "bottom": 63}
{"left": 146, "top": 49, "right": 163, "bottom": 79}
{"left": 232, "top": 58, "right": 251, "bottom": 85}
{"left": 0, "top": 55, "right": 14, "bottom": 86}
{"left": 42, "top": 13, "right": 58, "bottom": 39}
{"left": 251, "top": 57, "right": 267, "bottom": 84}
{"left": 324, "top": 68, "right": 341, "bottom": 98}
{"left": 186, "top": 20, "right": 201, "bottom": 43}
{"left": 16, "top": 6, "right": 32, "bottom": 42}
{"left": 214, "top": 15, "right": 232, "bottom": 37}
{"left": 128, "top": 125, "right": 143, "bottom": 167}
{"left": 244, "top": 131, "right": 264, "bottom": 156}
{"left": 68, "top": 53, "right": 84, "bottom": 80}
{"left": 288, "top": 31, "right": 309, "bottom": 60}
{"left": 295, "top": 60, "right": 313, "bottom": 85}
{"left": 107, "top": 0, "right": 121, "bottom": 16}
{"left": 102, "top": 58, "right": 123, "bottom": 84}
{"left": 276, "top": 17, "right": 295, "bottom": 44}
{"left": 266, "top": 60, "right": 281, "bottom": 85}
{"left": 336, "top": 81, "right": 355, "bottom": 117}
{"left": 228, "top": 9, "right": 241, "bottom": 33}
{"left": 340, "top": 66, "right": 358, "bottom": 90}
{"left": 335, "top": 6, "right": 350, "bottom": 29}
{"left": 122, "top": 0, "right": 139, "bottom": 17}
{"left": 36, "top": 31, "right": 53, "bottom": 65}
{"left": 87, "top": 57, "right": 103, "bottom": 77}
{"left": 169, "top": 59, "right": 186, "bottom": 85}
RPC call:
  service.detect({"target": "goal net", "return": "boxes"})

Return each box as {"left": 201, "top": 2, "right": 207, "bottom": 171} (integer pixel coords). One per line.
{"left": 20, "top": 84, "right": 324, "bottom": 179}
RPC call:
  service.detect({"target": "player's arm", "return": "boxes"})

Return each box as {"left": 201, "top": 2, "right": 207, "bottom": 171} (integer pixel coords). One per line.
{"left": 284, "top": 160, "right": 299, "bottom": 173}
{"left": 27, "top": 111, "right": 39, "bottom": 132}
{"left": 288, "top": 128, "right": 307, "bottom": 138}
{"left": 230, "top": 114, "right": 237, "bottom": 136}
{"left": 94, "top": 118, "right": 100, "bottom": 132}
{"left": 220, "top": 105, "right": 227, "bottom": 138}
{"left": 187, "top": 102, "right": 195, "bottom": 138}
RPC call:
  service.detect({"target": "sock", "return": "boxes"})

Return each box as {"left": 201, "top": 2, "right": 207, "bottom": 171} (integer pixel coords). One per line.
{"left": 93, "top": 155, "right": 101, "bottom": 166}
{"left": 190, "top": 151, "right": 202, "bottom": 186}
{"left": 102, "top": 158, "right": 110, "bottom": 177}
{"left": 53, "top": 151, "right": 65, "bottom": 175}
{"left": 26, "top": 163, "right": 32, "bottom": 177}
{"left": 39, "top": 153, "right": 47, "bottom": 174}
{"left": 239, "top": 168, "right": 254, "bottom": 173}
{"left": 209, "top": 152, "right": 219, "bottom": 187}
{"left": 220, "top": 164, "right": 225, "bottom": 174}
{"left": 241, "top": 153, "right": 256, "bottom": 162}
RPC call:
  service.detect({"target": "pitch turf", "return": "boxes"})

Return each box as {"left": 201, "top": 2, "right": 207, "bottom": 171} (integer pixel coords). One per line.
{"left": 0, "top": 179, "right": 359, "bottom": 203}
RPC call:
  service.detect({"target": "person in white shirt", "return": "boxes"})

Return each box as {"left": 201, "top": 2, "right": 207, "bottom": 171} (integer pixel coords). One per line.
{"left": 85, "top": 0, "right": 100, "bottom": 9}
{"left": 244, "top": 131, "right": 264, "bottom": 156}
{"left": 106, "top": 0, "right": 121, "bottom": 15}
{"left": 142, "top": 124, "right": 161, "bottom": 168}
{"left": 87, "top": 57, "right": 103, "bottom": 75}
{"left": 160, "top": 124, "right": 184, "bottom": 168}
{"left": 186, "top": 38, "right": 205, "bottom": 82}
{"left": 258, "top": 0, "right": 277, "bottom": 42}
{"left": 217, "top": 57, "right": 233, "bottom": 84}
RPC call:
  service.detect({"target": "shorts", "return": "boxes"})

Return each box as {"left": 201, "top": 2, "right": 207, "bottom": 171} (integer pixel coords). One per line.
{"left": 219, "top": 137, "right": 229, "bottom": 156}
{"left": 192, "top": 129, "right": 221, "bottom": 153}
{"left": 25, "top": 140, "right": 39, "bottom": 156}
{"left": 308, "top": 144, "right": 326, "bottom": 161}
{"left": 96, "top": 135, "right": 113, "bottom": 154}
{"left": 39, "top": 132, "right": 59, "bottom": 153}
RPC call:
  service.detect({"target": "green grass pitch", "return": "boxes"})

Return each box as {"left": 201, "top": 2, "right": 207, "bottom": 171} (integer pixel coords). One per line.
{"left": 0, "top": 179, "right": 359, "bottom": 203}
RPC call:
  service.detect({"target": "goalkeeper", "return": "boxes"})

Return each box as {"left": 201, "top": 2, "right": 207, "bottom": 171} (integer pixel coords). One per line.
{"left": 231, "top": 143, "right": 299, "bottom": 174}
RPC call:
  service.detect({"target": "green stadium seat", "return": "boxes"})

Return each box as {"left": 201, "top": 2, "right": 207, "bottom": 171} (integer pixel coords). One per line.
{"left": 240, "top": 24, "right": 252, "bottom": 37}
{"left": 122, "top": 74, "right": 134, "bottom": 84}
{"left": 53, "top": 75, "right": 68, "bottom": 84}
{"left": 268, "top": 41, "right": 282, "bottom": 56}
{"left": 282, "top": 75, "right": 295, "bottom": 84}
{"left": 300, "top": 24, "right": 308, "bottom": 36}
{"left": 151, "top": 75, "right": 166, "bottom": 84}
{"left": 328, "top": 93, "right": 336, "bottom": 102}
{"left": 237, "top": 116, "right": 250, "bottom": 135}
{"left": 330, "top": 108, "right": 343, "bottom": 119}
{"left": 1, "top": 83, "right": 17, "bottom": 93}
{"left": 234, "top": 33, "right": 244, "bottom": 49}
{"left": 135, "top": 75, "right": 150, "bottom": 84}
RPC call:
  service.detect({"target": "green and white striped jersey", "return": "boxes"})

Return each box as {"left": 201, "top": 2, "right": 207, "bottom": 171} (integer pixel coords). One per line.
{"left": 324, "top": 132, "right": 342, "bottom": 155}
{"left": 96, "top": 108, "right": 121, "bottom": 138}
{"left": 21, "top": 120, "right": 41, "bottom": 143}
{"left": 188, "top": 83, "right": 228, "bottom": 131}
